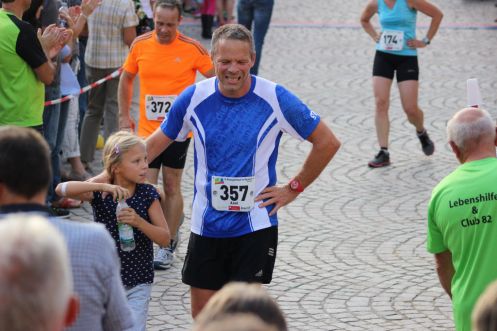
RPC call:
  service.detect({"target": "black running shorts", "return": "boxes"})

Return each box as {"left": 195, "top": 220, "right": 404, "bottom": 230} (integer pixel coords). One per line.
{"left": 148, "top": 138, "right": 191, "bottom": 170}
{"left": 372, "top": 50, "right": 419, "bottom": 82}
{"left": 182, "top": 226, "right": 278, "bottom": 290}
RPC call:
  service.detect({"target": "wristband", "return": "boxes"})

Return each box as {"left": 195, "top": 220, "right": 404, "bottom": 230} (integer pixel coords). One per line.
{"left": 60, "top": 182, "right": 68, "bottom": 197}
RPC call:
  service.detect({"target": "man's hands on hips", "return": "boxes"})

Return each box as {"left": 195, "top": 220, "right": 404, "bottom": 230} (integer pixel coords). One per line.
{"left": 255, "top": 185, "right": 300, "bottom": 216}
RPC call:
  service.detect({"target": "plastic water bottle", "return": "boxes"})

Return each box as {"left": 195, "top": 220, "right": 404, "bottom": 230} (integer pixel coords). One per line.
{"left": 116, "top": 200, "right": 136, "bottom": 252}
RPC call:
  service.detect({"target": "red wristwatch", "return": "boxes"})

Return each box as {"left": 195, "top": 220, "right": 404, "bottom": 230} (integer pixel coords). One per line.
{"left": 289, "top": 178, "right": 304, "bottom": 193}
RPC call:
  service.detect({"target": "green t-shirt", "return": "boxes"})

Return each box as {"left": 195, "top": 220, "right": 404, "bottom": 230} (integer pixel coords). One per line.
{"left": 0, "top": 9, "right": 46, "bottom": 126}
{"left": 427, "top": 157, "right": 497, "bottom": 331}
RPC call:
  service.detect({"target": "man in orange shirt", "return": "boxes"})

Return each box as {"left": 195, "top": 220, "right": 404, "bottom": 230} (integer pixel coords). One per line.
{"left": 118, "top": 0, "right": 214, "bottom": 269}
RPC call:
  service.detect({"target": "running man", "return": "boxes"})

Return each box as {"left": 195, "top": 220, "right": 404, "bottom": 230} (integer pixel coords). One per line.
{"left": 118, "top": 0, "right": 215, "bottom": 269}
{"left": 146, "top": 24, "right": 341, "bottom": 317}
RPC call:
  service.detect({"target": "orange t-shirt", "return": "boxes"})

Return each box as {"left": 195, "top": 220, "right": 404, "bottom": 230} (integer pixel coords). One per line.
{"left": 123, "top": 31, "right": 213, "bottom": 137}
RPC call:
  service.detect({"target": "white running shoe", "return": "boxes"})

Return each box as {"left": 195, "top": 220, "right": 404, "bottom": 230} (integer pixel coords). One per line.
{"left": 154, "top": 247, "right": 174, "bottom": 270}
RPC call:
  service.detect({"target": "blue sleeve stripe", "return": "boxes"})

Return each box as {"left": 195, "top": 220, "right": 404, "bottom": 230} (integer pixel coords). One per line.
{"left": 257, "top": 118, "right": 278, "bottom": 148}
{"left": 190, "top": 116, "right": 205, "bottom": 150}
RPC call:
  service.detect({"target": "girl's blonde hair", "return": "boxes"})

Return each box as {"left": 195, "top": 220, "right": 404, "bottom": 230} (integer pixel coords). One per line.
{"left": 103, "top": 131, "right": 146, "bottom": 181}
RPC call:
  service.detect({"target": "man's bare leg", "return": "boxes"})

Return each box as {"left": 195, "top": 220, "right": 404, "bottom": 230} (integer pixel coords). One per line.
{"left": 191, "top": 287, "right": 217, "bottom": 318}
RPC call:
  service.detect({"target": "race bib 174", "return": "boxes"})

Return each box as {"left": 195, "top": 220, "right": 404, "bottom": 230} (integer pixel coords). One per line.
{"left": 379, "top": 30, "right": 404, "bottom": 51}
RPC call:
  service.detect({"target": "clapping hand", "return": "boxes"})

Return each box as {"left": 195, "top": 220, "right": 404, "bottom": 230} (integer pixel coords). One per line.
{"left": 81, "top": 0, "right": 102, "bottom": 17}
{"left": 37, "top": 24, "right": 73, "bottom": 59}
{"left": 59, "top": 10, "right": 75, "bottom": 29}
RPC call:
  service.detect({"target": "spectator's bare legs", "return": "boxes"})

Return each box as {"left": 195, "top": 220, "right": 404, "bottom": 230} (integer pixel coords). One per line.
{"left": 225, "top": 0, "right": 234, "bottom": 23}
{"left": 191, "top": 287, "right": 217, "bottom": 318}
{"left": 373, "top": 76, "right": 393, "bottom": 148}
{"left": 398, "top": 80, "right": 425, "bottom": 132}
{"left": 216, "top": 0, "right": 225, "bottom": 25}
{"left": 68, "top": 156, "right": 89, "bottom": 179}
{"left": 216, "top": 0, "right": 234, "bottom": 25}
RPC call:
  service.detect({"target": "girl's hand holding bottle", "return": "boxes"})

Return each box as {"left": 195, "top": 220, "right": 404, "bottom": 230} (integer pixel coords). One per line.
{"left": 116, "top": 207, "right": 144, "bottom": 228}
{"left": 101, "top": 183, "right": 130, "bottom": 202}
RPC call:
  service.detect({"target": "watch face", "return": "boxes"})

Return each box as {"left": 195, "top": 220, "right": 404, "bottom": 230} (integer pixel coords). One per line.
{"left": 290, "top": 180, "right": 298, "bottom": 190}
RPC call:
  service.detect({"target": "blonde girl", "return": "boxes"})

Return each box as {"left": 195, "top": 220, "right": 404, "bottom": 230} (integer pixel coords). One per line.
{"left": 56, "top": 131, "right": 170, "bottom": 331}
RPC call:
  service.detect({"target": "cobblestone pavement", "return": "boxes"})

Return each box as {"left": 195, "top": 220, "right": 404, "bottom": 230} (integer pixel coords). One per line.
{"left": 69, "top": 1, "right": 497, "bottom": 330}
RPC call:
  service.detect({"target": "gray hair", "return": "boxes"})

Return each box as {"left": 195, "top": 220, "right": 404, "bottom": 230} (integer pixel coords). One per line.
{"left": 211, "top": 24, "right": 255, "bottom": 56}
{"left": 447, "top": 108, "right": 495, "bottom": 151}
{"left": 0, "top": 214, "right": 73, "bottom": 331}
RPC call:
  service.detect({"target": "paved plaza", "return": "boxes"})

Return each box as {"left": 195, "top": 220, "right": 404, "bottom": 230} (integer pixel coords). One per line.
{"left": 69, "top": 1, "right": 497, "bottom": 330}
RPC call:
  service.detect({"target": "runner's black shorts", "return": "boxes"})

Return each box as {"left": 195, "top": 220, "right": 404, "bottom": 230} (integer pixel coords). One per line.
{"left": 373, "top": 50, "right": 419, "bottom": 82}
{"left": 182, "top": 226, "right": 278, "bottom": 290}
{"left": 148, "top": 138, "right": 191, "bottom": 170}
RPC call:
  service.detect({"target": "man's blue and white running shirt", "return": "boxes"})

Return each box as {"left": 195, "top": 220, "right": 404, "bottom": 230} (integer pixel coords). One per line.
{"left": 160, "top": 76, "right": 320, "bottom": 238}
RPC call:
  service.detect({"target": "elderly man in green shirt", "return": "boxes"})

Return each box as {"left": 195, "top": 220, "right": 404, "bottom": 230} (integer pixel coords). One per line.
{"left": 427, "top": 107, "right": 497, "bottom": 331}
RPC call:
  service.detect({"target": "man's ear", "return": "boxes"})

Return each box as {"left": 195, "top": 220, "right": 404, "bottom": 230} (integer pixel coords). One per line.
{"left": 64, "top": 295, "right": 80, "bottom": 327}
{"left": 250, "top": 52, "right": 256, "bottom": 68}
{"left": 449, "top": 141, "right": 463, "bottom": 163}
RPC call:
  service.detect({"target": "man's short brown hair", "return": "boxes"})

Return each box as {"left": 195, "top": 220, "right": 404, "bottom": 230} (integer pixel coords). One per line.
{"left": 153, "top": 0, "right": 182, "bottom": 16}
{"left": 211, "top": 24, "right": 255, "bottom": 56}
{"left": 0, "top": 126, "right": 51, "bottom": 199}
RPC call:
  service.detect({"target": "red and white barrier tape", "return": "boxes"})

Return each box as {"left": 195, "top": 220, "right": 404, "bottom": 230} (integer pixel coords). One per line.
{"left": 43, "top": 68, "right": 123, "bottom": 106}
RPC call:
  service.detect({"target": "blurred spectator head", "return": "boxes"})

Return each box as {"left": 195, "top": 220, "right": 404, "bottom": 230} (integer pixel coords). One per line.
{"left": 22, "top": 0, "right": 44, "bottom": 28}
{"left": 0, "top": 214, "right": 79, "bottom": 331}
{"left": 0, "top": 126, "right": 51, "bottom": 200}
{"left": 196, "top": 313, "right": 278, "bottom": 331}
{"left": 473, "top": 280, "right": 497, "bottom": 331}
{"left": 193, "top": 282, "right": 288, "bottom": 331}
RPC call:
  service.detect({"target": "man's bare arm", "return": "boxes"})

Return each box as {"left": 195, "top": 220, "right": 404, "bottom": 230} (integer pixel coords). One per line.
{"left": 435, "top": 250, "right": 454, "bottom": 299}
{"left": 294, "top": 121, "right": 341, "bottom": 188}
{"left": 256, "top": 121, "right": 341, "bottom": 215}
{"left": 146, "top": 128, "right": 174, "bottom": 162}
{"left": 123, "top": 26, "right": 136, "bottom": 47}
{"left": 118, "top": 70, "right": 136, "bottom": 130}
